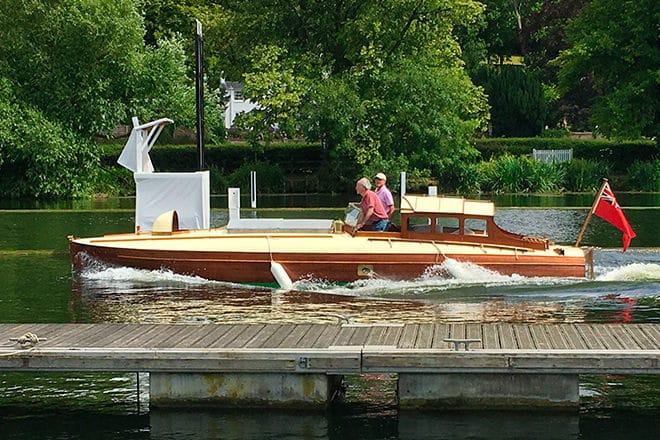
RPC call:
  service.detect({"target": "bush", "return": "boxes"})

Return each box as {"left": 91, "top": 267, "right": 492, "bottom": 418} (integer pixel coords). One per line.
{"left": 563, "top": 159, "right": 610, "bottom": 192}
{"left": 477, "top": 155, "right": 564, "bottom": 193}
{"left": 0, "top": 81, "right": 99, "bottom": 198}
{"left": 473, "top": 65, "right": 547, "bottom": 137}
{"left": 627, "top": 160, "right": 660, "bottom": 191}
{"left": 474, "top": 137, "right": 657, "bottom": 172}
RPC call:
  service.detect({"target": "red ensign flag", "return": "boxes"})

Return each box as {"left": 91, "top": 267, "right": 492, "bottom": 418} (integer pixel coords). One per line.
{"left": 592, "top": 182, "right": 636, "bottom": 251}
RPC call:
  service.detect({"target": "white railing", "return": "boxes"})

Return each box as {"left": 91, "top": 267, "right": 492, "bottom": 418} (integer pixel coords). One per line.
{"left": 532, "top": 148, "right": 573, "bottom": 163}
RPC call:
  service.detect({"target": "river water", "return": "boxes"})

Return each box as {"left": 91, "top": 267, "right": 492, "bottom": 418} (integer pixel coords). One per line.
{"left": 0, "top": 194, "right": 659, "bottom": 439}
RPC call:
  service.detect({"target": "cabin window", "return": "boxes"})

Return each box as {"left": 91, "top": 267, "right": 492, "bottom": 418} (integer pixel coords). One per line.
{"left": 464, "top": 218, "right": 487, "bottom": 236}
{"left": 407, "top": 216, "right": 432, "bottom": 233}
{"left": 436, "top": 217, "right": 460, "bottom": 234}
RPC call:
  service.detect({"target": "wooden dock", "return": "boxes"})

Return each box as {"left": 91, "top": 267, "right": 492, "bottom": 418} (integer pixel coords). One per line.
{"left": 1, "top": 322, "right": 658, "bottom": 373}
{"left": 2, "top": 323, "right": 658, "bottom": 409}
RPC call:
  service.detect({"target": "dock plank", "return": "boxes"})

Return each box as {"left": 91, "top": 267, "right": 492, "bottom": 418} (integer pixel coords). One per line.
{"left": 333, "top": 326, "right": 357, "bottom": 346}
{"left": 498, "top": 323, "right": 518, "bottom": 349}
{"left": 364, "top": 325, "right": 389, "bottom": 346}
{"left": 625, "top": 325, "right": 659, "bottom": 350}
{"left": 431, "top": 324, "right": 451, "bottom": 349}
{"left": 348, "top": 326, "right": 371, "bottom": 346}
{"left": 558, "top": 324, "right": 588, "bottom": 350}
{"left": 482, "top": 324, "right": 500, "bottom": 349}
{"left": 116, "top": 324, "right": 165, "bottom": 347}
{"left": 189, "top": 325, "right": 234, "bottom": 348}
{"left": 245, "top": 324, "right": 285, "bottom": 348}
{"left": 167, "top": 324, "right": 218, "bottom": 349}
{"left": 227, "top": 324, "right": 267, "bottom": 348}
{"left": 77, "top": 324, "right": 137, "bottom": 348}
{"left": 529, "top": 325, "right": 552, "bottom": 350}
{"left": 398, "top": 324, "right": 419, "bottom": 349}
{"left": 213, "top": 324, "right": 252, "bottom": 348}
{"left": 297, "top": 325, "right": 327, "bottom": 348}
{"left": 513, "top": 324, "right": 534, "bottom": 349}
{"left": 415, "top": 324, "right": 434, "bottom": 349}
{"left": 279, "top": 324, "right": 312, "bottom": 348}
{"left": 544, "top": 325, "right": 570, "bottom": 349}
{"left": 575, "top": 325, "right": 606, "bottom": 350}
{"left": 381, "top": 325, "right": 404, "bottom": 347}
{"left": 312, "top": 325, "right": 341, "bottom": 348}
{"left": 592, "top": 325, "right": 624, "bottom": 350}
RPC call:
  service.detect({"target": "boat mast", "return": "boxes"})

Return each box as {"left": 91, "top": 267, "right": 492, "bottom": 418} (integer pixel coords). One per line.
{"left": 195, "top": 19, "right": 205, "bottom": 171}
{"left": 574, "top": 178, "right": 608, "bottom": 247}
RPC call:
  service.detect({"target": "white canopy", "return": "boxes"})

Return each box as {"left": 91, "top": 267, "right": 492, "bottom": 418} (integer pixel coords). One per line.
{"left": 117, "top": 117, "right": 210, "bottom": 232}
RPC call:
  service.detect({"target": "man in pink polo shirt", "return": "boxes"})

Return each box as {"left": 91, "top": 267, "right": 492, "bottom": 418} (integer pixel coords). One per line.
{"left": 374, "top": 172, "right": 395, "bottom": 220}
{"left": 355, "top": 177, "right": 389, "bottom": 231}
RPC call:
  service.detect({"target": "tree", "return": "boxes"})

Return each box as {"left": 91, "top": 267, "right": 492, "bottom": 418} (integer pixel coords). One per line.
{"left": 473, "top": 65, "right": 547, "bottom": 137}
{"left": 555, "top": 0, "right": 659, "bottom": 139}
{"left": 0, "top": 0, "right": 195, "bottom": 137}
{"left": 222, "top": 0, "right": 489, "bottom": 174}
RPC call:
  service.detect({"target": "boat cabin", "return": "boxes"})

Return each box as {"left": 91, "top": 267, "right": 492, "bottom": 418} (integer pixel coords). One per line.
{"left": 352, "top": 194, "right": 552, "bottom": 251}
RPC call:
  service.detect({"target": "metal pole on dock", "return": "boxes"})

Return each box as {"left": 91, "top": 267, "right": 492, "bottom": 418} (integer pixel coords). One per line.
{"left": 250, "top": 171, "right": 257, "bottom": 208}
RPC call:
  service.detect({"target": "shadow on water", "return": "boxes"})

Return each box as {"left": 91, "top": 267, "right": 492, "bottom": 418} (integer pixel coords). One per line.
{"left": 2, "top": 404, "right": 659, "bottom": 440}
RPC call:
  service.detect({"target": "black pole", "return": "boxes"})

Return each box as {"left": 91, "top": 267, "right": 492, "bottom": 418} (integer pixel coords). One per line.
{"left": 195, "top": 19, "right": 205, "bottom": 170}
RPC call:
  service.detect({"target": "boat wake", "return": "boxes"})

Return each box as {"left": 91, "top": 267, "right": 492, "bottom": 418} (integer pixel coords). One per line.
{"left": 78, "top": 265, "right": 255, "bottom": 291}
{"left": 74, "top": 249, "right": 660, "bottom": 299}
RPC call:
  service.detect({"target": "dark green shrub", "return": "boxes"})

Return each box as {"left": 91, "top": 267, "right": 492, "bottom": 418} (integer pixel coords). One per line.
{"left": 473, "top": 65, "right": 547, "bottom": 137}
{"left": 477, "top": 154, "right": 564, "bottom": 193}
{"left": 627, "top": 160, "right": 660, "bottom": 191}
{"left": 563, "top": 159, "right": 610, "bottom": 192}
{"left": 227, "top": 160, "right": 286, "bottom": 194}
{"left": 474, "top": 138, "right": 657, "bottom": 172}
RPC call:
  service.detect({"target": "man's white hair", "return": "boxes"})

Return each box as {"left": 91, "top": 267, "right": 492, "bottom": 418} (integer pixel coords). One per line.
{"left": 357, "top": 177, "right": 371, "bottom": 190}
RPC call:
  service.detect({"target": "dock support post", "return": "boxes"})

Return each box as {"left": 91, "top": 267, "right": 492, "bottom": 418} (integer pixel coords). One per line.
{"left": 149, "top": 372, "right": 342, "bottom": 409}
{"left": 398, "top": 373, "right": 579, "bottom": 409}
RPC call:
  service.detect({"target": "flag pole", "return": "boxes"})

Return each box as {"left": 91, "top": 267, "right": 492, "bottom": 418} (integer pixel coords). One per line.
{"left": 575, "top": 178, "right": 608, "bottom": 247}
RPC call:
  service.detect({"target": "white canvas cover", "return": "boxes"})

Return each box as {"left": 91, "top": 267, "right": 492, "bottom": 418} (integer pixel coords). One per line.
{"left": 134, "top": 171, "right": 210, "bottom": 232}
{"left": 117, "top": 117, "right": 210, "bottom": 232}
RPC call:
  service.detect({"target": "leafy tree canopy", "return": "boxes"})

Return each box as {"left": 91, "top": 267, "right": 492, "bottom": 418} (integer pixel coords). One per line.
{"left": 221, "top": 0, "right": 489, "bottom": 173}
{"left": 555, "top": 0, "right": 658, "bottom": 139}
{"left": 0, "top": 0, "right": 195, "bottom": 137}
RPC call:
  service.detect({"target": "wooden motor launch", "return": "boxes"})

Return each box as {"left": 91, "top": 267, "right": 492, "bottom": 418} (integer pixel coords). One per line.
{"left": 69, "top": 118, "right": 593, "bottom": 288}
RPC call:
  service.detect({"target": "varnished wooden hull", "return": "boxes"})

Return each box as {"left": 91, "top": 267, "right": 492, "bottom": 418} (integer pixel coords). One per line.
{"left": 69, "top": 230, "right": 589, "bottom": 283}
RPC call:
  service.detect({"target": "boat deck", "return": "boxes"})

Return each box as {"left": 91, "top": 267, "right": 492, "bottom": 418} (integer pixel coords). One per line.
{"left": 1, "top": 323, "right": 658, "bottom": 374}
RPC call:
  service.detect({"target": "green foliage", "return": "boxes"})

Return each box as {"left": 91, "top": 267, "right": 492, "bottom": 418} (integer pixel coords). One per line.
{"left": 0, "top": 0, "right": 142, "bottom": 136}
{"left": 474, "top": 137, "right": 658, "bottom": 172}
{"left": 227, "top": 161, "right": 286, "bottom": 194}
{"left": 473, "top": 64, "right": 547, "bottom": 137}
{"left": 626, "top": 160, "right": 660, "bottom": 192}
{"left": 0, "top": 0, "right": 196, "bottom": 138}
{"left": 99, "top": 139, "right": 658, "bottom": 194}
{"left": 478, "top": 154, "right": 564, "bottom": 193}
{"left": 0, "top": 79, "right": 99, "bottom": 198}
{"left": 563, "top": 159, "right": 610, "bottom": 192}
{"left": 221, "top": 0, "right": 489, "bottom": 173}
{"left": 555, "top": 0, "right": 658, "bottom": 139}
{"left": 235, "top": 45, "right": 307, "bottom": 145}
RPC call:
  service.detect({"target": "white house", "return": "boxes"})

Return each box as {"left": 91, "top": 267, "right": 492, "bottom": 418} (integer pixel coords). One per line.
{"left": 222, "top": 80, "right": 258, "bottom": 129}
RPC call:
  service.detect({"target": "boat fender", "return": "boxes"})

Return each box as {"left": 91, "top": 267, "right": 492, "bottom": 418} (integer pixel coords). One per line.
{"left": 270, "top": 261, "right": 293, "bottom": 290}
